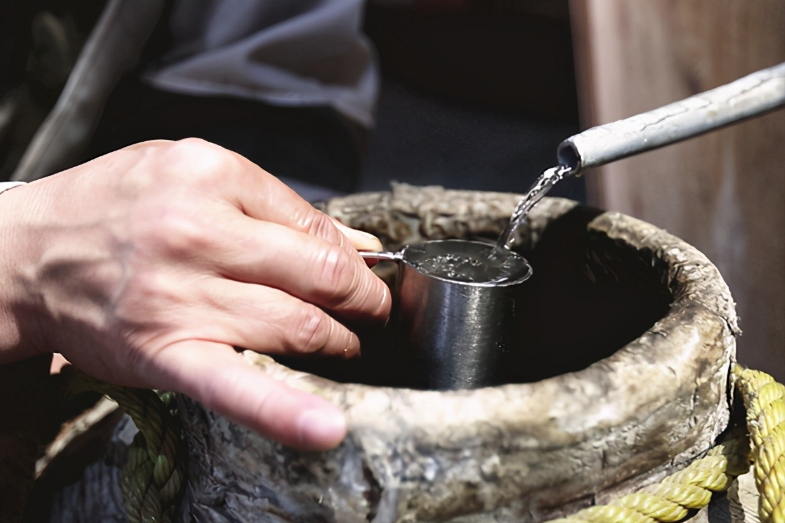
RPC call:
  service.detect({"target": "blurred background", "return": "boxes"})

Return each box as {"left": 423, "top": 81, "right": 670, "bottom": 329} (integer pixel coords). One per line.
{"left": 0, "top": 0, "right": 584, "bottom": 201}
{"left": 0, "top": 0, "right": 783, "bottom": 379}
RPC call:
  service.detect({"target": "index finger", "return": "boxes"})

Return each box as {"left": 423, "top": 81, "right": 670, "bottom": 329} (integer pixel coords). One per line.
{"left": 218, "top": 147, "right": 372, "bottom": 250}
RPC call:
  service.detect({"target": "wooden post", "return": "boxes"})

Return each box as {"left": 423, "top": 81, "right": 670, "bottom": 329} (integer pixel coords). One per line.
{"left": 570, "top": 0, "right": 785, "bottom": 381}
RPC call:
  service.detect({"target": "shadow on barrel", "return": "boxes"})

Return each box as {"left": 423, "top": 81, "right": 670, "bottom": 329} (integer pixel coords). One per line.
{"left": 275, "top": 206, "right": 671, "bottom": 389}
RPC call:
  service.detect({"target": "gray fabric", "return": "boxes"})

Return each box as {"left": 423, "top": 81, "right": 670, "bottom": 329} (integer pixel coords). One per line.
{"left": 12, "top": 0, "right": 166, "bottom": 182}
{"left": 277, "top": 176, "right": 344, "bottom": 202}
{"left": 145, "top": 0, "right": 379, "bottom": 127}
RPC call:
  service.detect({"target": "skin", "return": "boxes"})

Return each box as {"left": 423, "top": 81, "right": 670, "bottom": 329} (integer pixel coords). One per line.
{"left": 0, "top": 138, "right": 391, "bottom": 451}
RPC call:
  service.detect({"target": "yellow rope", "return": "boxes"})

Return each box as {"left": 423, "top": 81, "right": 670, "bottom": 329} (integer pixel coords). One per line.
{"left": 544, "top": 365, "right": 785, "bottom": 523}
{"left": 735, "top": 365, "right": 785, "bottom": 523}
{"left": 61, "top": 364, "right": 785, "bottom": 523}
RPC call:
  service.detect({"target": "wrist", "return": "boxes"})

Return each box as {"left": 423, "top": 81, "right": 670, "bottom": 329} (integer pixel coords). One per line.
{"left": 0, "top": 182, "right": 49, "bottom": 363}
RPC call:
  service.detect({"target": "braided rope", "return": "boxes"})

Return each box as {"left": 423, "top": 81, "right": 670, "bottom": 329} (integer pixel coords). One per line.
{"left": 735, "top": 365, "right": 785, "bottom": 523}
{"left": 544, "top": 365, "right": 785, "bottom": 523}
{"left": 544, "top": 433, "right": 750, "bottom": 523}
{"left": 66, "top": 369, "right": 188, "bottom": 523}
{"left": 60, "top": 364, "right": 785, "bottom": 523}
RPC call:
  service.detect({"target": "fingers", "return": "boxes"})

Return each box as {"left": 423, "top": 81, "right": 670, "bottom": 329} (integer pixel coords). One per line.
{"left": 214, "top": 145, "right": 383, "bottom": 251}
{"left": 219, "top": 150, "right": 347, "bottom": 241}
{"left": 329, "top": 217, "right": 384, "bottom": 252}
{"left": 149, "top": 340, "right": 347, "bottom": 451}
{"left": 202, "top": 214, "right": 391, "bottom": 321}
{"left": 191, "top": 278, "right": 361, "bottom": 358}
{"left": 154, "top": 138, "right": 384, "bottom": 256}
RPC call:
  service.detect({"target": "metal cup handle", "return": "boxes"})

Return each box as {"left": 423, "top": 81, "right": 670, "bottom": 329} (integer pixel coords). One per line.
{"left": 359, "top": 251, "right": 403, "bottom": 262}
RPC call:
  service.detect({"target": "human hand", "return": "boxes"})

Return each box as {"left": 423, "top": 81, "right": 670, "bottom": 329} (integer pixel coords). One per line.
{"left": 0, "top": 139, "right": 391, "bottom": 451}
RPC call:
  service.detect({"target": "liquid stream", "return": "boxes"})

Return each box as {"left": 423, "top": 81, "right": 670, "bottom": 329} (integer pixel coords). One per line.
{"left": 408, "top": 165, "right": 569, "bottom": 284}
{"left": 492, "top": 165, "right": 570, "bottom": 258}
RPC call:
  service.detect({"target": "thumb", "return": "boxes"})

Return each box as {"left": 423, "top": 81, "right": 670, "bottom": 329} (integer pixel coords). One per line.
{"left": 147, "top": 341, "right": 347, "bottom": 451}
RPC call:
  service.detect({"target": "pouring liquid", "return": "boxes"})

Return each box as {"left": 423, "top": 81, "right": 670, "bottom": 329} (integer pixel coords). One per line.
{"left": 395, "top": 165, "right": 570, "bottom": 284}
{"left": 409, "top": 165, "right": 570, "bottom": 280}
{"left": 491, "top": 165, "right": 570, "bottom": 259}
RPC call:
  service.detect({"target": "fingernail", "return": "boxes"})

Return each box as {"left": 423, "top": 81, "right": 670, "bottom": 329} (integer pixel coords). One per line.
{"left": 344, "top": 225, "right": 378, "bottom": 240}
{"left": 331, "top": 220, "right": 383, "bottom": 251}
{"left": 297, "top": 408, "right": 347, "bottom": 449}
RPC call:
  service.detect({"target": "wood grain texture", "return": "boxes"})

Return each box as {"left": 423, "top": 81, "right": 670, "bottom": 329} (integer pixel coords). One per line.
{"left": 569, "top": 0, "right": 785, "bottom": 381}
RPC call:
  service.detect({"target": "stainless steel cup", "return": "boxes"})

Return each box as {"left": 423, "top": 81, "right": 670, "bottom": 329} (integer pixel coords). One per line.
{"left": 362, "top": 239, "right": 532, "bottom": 390}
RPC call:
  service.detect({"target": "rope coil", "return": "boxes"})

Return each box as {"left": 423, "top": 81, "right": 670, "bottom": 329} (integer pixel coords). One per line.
{"left": 735, "top": 366, "right": 785, "bottom": 523}
{"left": 66, "top": 364, "right": 784, "bottom": 523}
{"left": 545, "top": 365, "right": 784, "bottom": 523}
{"left": 67, "top": 370, "right": 187, "bottom": 523}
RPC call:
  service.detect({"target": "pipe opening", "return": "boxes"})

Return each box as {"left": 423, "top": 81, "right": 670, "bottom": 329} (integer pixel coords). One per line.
{"left": 557, "top": 141, "right": 581, "bottom": 174}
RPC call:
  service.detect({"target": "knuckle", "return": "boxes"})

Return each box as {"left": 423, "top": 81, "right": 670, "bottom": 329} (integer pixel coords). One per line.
{"left": 119, "top": 271, "right": 181, "bottom": 321}
{"left": 297, "top": 209, "right": 342, "bottom": 244}
{"left": 292, "top": 307, "right": 330, "bottom": 353}
{"left": 128, "top": 269, "right": 162, "bottom": 303}
{"left": 142, "top": 210, "right": 212, "bottom": 257}
{"left": 314, "top": 246, "right": 356, "bottom": 305}
{"left": 163, "top": 138, "right": 235, "bottom": 184}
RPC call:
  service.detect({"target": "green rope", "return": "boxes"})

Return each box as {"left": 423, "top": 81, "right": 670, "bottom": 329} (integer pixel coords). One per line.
{"left": 66, "top": 369, "right": 188, "bottom": 523}
{"left": 61, "top": 364, "right": 785, "bottom": 523}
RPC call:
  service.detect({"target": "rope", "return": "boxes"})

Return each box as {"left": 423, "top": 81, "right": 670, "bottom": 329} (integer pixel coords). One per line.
{"left": 66, "top": 369, "right": 188, "bottom": 523}
{"left": 544, "top": 365, "right": 785, "bottom": 523}
{"left": 61, "top": 364, "right": 785, "bottom": 523}
{"left": 735, "top": 365, "right": 785, "bottom": 523}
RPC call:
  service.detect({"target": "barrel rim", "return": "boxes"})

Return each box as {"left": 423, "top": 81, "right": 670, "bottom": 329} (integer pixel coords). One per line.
{"left": 200, "top": 186, "right": 737, "bottom": 520}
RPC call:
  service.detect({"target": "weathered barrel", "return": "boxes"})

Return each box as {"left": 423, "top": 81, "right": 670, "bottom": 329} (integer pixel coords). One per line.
{"left": 175, "top": 184, "right": 738, "bottom": 523}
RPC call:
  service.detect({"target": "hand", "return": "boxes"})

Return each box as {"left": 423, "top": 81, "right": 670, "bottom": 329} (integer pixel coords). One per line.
{"left": 0, "top": 139, "right": 391, "bottom": 451}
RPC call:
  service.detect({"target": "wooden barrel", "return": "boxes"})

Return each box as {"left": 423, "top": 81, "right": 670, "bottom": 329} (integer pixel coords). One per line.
{"left": 165, "top": 185, "right": 736, "bottom": 523}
